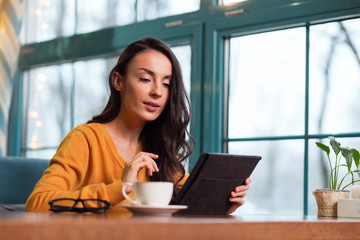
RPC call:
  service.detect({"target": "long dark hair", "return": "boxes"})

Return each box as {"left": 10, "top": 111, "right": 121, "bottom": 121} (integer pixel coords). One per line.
{"left": 88, "top": 37, "right": 195, "bottom": 193}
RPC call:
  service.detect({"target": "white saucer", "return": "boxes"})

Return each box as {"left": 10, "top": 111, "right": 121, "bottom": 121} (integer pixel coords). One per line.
{"left": 119, "top": 204, "right": 187, "bottom": 216}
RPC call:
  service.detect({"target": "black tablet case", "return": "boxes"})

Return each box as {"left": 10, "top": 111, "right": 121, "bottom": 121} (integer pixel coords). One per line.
{"left": 171, "top": 153, "right": 261, "bottom": 215}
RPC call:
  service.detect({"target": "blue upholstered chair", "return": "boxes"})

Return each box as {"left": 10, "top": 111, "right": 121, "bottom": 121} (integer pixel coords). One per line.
{"left": 0, "top": 157, "right": 49, "bottom": 205}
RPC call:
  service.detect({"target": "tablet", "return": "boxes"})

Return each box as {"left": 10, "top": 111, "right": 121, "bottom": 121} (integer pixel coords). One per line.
{"left": 171, "top": 153, "right": 261, "bottom": 215}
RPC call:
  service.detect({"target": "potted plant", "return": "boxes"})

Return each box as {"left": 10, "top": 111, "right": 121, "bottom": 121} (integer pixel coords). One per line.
{"left": 313, "top": 137, "right": 360, "bottom": 217}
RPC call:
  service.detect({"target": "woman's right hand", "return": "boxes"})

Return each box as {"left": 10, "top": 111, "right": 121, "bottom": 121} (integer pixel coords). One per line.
{"left": 121, "top": 152, "right": 159, "bottom": 190}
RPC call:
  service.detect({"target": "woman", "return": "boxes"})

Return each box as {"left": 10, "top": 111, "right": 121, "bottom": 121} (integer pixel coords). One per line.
{"left": 25, "top": 37, "right": 250, "bottom": 213}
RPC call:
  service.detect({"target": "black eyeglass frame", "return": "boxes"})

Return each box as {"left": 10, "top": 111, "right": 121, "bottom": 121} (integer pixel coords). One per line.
{"left": 49, "top": 198, "right": 111, "bottom": 213}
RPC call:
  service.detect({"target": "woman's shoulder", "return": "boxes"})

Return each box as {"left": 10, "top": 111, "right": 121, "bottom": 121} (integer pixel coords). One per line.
{"left": 56, "top": 123, "right": 107, "bottom": 153}
{"left": 63, "top": 123, "right": 105, "bottom": 142}
{"left": 74, "top": 122, "right": 104, "bottom": 133}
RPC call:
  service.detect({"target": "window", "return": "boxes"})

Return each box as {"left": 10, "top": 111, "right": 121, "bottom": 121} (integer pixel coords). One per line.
{"left": 24, "top": 63, "right": 73, "bottom": 158}
{"left": 308, "top": 18, "right": 360, "bottom": 215}
{"left": 23, "top": 58, "right": 114, "bottom": 158}
{"left": 309, "top": 19, "right": 360, "bottom": 135}
{"left": 22, "top": 0, "right": 200, "bottom": 43}
{"left": 136, "top": 0, "right": 200, "bottom": 22}
{"left": 73, "top": 58, "right": 117, "bottom": 127}
{"left": 225, "top": 27, "right": 306, "bottom": 215}
{"left": 22, "top": 0, "right": 76, "bottom": 43}
{"left": 227, "top": 28, "right": 306, "bottom": 139}
{"left": 224, "top": 18, "right": 360, "bottom": 215}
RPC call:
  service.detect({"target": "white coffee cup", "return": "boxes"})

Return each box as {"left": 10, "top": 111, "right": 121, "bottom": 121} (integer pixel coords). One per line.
{"left": 122, "top": 182, "right": 174, "bottom": 207}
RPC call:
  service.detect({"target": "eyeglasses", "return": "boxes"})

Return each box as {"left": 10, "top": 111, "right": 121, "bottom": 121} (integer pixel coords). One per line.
{"left": 49, "top": 198, "right": 111, "bottom": 213}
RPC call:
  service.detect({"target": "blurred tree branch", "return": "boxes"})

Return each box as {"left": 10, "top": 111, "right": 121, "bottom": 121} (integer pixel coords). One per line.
{"left": 339, "top": 22, "right": 360, "bottom": 67}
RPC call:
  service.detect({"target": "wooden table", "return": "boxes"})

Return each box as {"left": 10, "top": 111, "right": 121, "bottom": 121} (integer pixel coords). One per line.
{"left": 1, "top": 206, "right": 360, "bottom": 240}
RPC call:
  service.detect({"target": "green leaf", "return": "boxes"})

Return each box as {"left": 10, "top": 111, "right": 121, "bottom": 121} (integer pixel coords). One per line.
{"left": 330, "top": 137, "right": 341, "bottom": 155}
{"left": 340, "top": 147, "right": 353, "bottom": 172}
{"left": 352, "top": 148, "right": 360, "bottom": 169}
{"left": 354, "top": 170, "right": 360, "bottom": 177}
{"left": 316, "top": 142, "right": 330, "bottom": 157}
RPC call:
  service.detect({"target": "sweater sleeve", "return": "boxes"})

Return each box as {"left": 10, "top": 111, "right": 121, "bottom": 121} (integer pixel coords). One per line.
{"left": 177, "top": 172, "right": 189, "bottom": 189}
{"left": 25, "top": 126, "right": 127, "bottom": 212}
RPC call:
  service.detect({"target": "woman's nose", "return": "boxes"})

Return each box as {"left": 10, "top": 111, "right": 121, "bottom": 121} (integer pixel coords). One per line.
{"left": 150, "top": 82, "right": 162, "bottom": 97}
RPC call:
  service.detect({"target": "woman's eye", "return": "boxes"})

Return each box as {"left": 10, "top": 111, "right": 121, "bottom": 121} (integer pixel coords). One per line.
{"left": 163, "top": 83, "right": 170, "bottom": 88}
{"left": 140, "top": 78, "right": 150, "bottom": 82}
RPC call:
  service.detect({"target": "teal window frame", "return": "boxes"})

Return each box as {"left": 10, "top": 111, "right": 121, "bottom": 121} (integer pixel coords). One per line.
{"left": 8, "top": 0, "right": 360, "bottom": 216}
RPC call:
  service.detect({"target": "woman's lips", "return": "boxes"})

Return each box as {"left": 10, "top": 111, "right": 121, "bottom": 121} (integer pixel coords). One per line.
{"left": 144, "top": 101, "right": 160, "bottom": 111}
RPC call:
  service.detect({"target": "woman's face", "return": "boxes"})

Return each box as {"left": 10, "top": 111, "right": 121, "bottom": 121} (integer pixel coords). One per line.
{"left": 115, "top": 49, "right": 172, "bottom": 125}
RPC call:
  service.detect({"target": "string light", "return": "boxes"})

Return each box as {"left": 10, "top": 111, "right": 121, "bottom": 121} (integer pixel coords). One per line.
{"left": 29, "top": 70, "right": 48, "bottom": 150}
{"left": 36, "top": 120, "right": 43, "bottom": 127}
{"left": 35, "top": 9, "right": 43, "bottom": 16}
{"left": 38, "top": 73, "right": 47, "bottom": 81}
{"left": 30, "top": 142, "right": 38, "bottom": 150}
{"left": 35, "top": 0, "right": 52, "bottom": 34}
{"left": 36, "top": 84, "right": 44, "bottom": 91}
{"left": 30, "top": 141, "right": 43, "bottom": 150}
{"left": 40, "top": 23, "right": 49, "bottom": 30}
{"left": 28, "top": 110, "right": 39, "bottom": 118}
{"left": 40, "top": 0, "right": 51, "bottom": 7}
{"left": 36, "top": 73, "right": 46, "bottom": 90}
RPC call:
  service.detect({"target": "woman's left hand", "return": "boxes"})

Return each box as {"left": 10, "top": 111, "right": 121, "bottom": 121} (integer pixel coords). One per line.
{"left": 228, "top": 178, "right": 251, "bottom": 214}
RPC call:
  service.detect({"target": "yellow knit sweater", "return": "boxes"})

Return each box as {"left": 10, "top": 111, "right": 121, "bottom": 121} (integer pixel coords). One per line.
{"left": 25, "top": 123, "right": 188, "bottom": 212}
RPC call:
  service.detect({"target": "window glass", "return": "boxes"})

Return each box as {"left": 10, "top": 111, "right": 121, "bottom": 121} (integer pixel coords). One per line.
{"left": 229, "top": 140, "right": 304, "bottom": 215}
{"left": 22, "top": 0, "right": 75, "bottom": 43}
{"left": 76, "top": 0, "right": 136, "bottom": 34}
{"left": 309, "top": 18, "right": 360, "bottom": 134}
{"left": 171, "top": 45, "right": 192, "bottom": 97}
{"left": 228, "top": 27, "right": 306, "bottom": 138}
{"left": 137, "top": 0, "right": 200, "bottom": 22}
{"left": 171, "top": 44, "right": 192, "bottom": 171}
{"left": 73, "top": 57, "right": 117, "bottom": 126}
{"left": 26, "top": 149, "right": 58, "bottom": 159}
{"left": 24, "top": 64, "right": 73, "bottom": 157}
{"left": 22, "top": 0, "right": 200, "bottom": 41}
